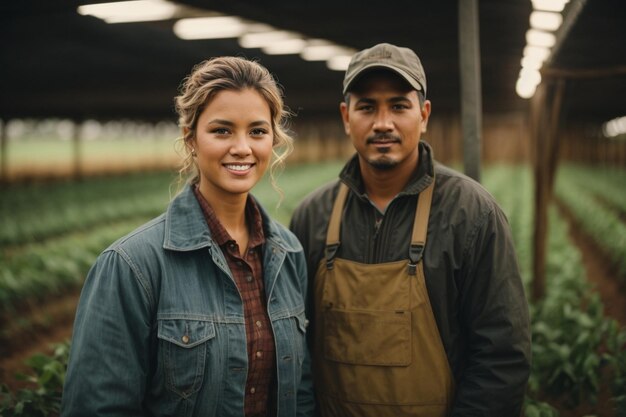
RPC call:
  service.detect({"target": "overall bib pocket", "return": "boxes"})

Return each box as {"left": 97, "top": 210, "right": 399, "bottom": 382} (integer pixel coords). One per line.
{"left": 323, "top": 308, "right": 411, "bottom": 366}
{"left": 157, "top": 319, "right": 216, "bottom": 397}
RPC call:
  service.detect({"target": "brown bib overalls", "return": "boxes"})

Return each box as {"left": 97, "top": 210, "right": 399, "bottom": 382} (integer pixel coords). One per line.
{"left": 313, "top": 180, "right": 454, "bottom": 417}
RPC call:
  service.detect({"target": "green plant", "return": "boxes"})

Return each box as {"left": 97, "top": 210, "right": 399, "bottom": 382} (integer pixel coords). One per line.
{"left": 0, "top": 219, "right": 150, "bottom": 313}
{"left": 605, "top": 320, "right": 626, "bottom": 417}
{"left": 556, "top": 165, "right": 626, "bottom": 279}
{"left": 559, "top": 164, "right": 626, "bottom": 217}
{"left": 484, "top": 165, "right": 626, "bottom": 414}
{"left": 0, "top": 341, "right": 69, "bottom": 416}
{"left": 524, "top": 396, "right": 560, "bottom": 417}
{"left": 0, "top": 171, "right": 172, "bottom": 247}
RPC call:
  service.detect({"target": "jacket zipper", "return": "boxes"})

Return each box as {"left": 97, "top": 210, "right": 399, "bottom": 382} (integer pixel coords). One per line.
{"left": 368, "top": 206, "right": 381, "bottom": 263}
{"left": 371, "top": 198, "right": 399, "bottom": 263}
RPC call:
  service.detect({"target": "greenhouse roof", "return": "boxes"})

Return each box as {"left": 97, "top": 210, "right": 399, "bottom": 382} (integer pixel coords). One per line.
{"left": 0, "top": 0, "right": 624, "bottom": 123}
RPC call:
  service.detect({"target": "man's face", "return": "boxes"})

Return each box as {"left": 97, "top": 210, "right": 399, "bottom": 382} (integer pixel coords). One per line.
{"left": 340, "top": 72, "right": 431, "bottom": 171}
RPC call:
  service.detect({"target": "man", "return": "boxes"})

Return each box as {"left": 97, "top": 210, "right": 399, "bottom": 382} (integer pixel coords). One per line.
{"left": 289, "top": 43, "right": 531, "bottom": 416}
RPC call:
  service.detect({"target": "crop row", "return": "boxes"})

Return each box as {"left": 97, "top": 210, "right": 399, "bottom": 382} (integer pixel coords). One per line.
{"left": 0, "top": 163, "right": 345, "bottom": 247}
{"left": 251, "top": 161, "right": 344, "bottom": 225}
{"left": 0, "top": 171, "right": 174, "bottom": 247}
{"left": 556, "top": 167, "right": 626, "bottom": 279}
{"left": 484, "top": 165, "right": 626, "bottom": 416}
{"left": 0, "top": 162, "right": 344, "bottom": 313}
{"left": 0, "top": 218, "right": 150, "bottom": 313}
{"left": 558, "top": 164, "right": 626, "bottom": 217}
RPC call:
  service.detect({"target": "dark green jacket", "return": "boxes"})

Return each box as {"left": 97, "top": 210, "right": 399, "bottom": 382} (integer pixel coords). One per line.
{"left": 289, "top": 142, "right": 531, "bottom": 416}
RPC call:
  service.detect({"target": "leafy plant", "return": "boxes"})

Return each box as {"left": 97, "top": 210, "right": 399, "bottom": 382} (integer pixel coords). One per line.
{"left": 524, "top": 396, "right": 560, "bottom": 417}
{"left": 484, "top": 165, "right": 626, "bottom": 415}
{"left": 0, "top": 171, "right": 172, "bottom": 247}
{"left": 556, "top": 165, "right": 626, "bottom": 279}
{"left": 0, "top": 219, "right": 149, "bottom": 314}
{"left": 0, "top": 341, "right": 69, "bottom": 416}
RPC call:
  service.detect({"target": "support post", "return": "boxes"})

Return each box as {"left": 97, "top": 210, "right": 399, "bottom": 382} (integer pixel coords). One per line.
{"left": 73, "top": 121, "right": 83, "bottom": 181}
{"left": 546, "top": 80, "right": 565, "bottom": 196}
{"left": 458, "top": 0, "right": 483, "bottom": 182}
{"left": 530, "top": 84, "right": 548, "bottom": 301}
{"left": 531, "top": 79, "right": 565, "bottom": 301}
{"left": 0, "top": 119, "right": 7, "bottom": 184}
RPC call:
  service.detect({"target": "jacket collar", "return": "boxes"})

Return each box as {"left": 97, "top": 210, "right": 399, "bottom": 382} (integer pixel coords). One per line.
{"left": 163, "top": 185, "right": 297, "bottom": 252}
{"left": 339, "top": 141, "right": 435, "bottom": 198}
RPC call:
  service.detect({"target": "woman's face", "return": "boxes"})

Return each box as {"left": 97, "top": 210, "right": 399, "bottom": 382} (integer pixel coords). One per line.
{"left": 192, "top": 88, "right": 274, "bottom": 202}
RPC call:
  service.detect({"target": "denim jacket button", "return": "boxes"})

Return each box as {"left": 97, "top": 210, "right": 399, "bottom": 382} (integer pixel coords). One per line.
{"left": 182, "top": 335, "right": 190, "bottom": 344}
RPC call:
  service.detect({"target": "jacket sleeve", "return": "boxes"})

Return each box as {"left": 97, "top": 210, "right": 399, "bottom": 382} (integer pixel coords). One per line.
{"left": 295, "top": 249, "right": 316, "bottom": 417}
{"left": 451, "top": 206, "right": 531, "bottom": 416}
{"left": 61, "top": 249, "right": 154, "bottom": 417}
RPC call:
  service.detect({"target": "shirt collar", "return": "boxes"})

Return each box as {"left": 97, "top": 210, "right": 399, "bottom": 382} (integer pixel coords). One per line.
{"left": 192, "top": 185, "right": 265, "bottom": 249}
{"left": 162, "top": 184, "right": 302, "bottom": 253}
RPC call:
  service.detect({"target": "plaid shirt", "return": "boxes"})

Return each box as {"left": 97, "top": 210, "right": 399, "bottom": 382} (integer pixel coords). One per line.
{"left": 193, "top": 187, "right": 276, "bottom": 417}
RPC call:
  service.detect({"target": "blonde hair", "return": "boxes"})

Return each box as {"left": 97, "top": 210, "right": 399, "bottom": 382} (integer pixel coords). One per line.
{"left": 174, "top": 56, "right": 293, "bottom": 199}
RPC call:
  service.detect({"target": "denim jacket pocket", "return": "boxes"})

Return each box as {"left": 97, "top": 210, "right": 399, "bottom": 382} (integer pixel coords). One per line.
{"left": 158, "top": 318, "right": 216, "bottom": 398}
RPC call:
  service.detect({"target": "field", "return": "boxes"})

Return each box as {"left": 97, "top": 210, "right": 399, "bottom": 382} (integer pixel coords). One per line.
{"left": 2, "top": 136, "right": 180, "bottom": 180}
{"left": 1, "top": 160, "right": 625, "bottom": 416}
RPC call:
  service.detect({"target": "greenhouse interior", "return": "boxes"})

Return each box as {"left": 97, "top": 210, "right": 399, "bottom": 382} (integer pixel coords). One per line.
{"left": 1, "top": 0, "right": 625, "bottom": 415}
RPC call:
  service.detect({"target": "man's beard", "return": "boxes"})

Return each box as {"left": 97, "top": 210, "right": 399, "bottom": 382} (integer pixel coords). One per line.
{"left": 365, "top": 132, "right": 401, "bottom": 170}
{"left": 367, "top": 156, "right": 398, "bottom": 170}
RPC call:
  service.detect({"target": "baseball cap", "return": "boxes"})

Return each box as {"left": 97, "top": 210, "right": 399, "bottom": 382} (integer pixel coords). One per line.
{"left": 342, "top": 43, "right": 427, "bottom": 96}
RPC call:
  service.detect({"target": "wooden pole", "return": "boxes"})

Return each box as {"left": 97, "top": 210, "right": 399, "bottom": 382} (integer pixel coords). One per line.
{"left": 458, "top": 0, "right": 483, "bottom": 182}
{"left": 0, "top": 119, "right": 7, "bottom": 184}
{"left": 73, "top": 121, "right": 83, "bottom": 181}
{"left": 546, "top": 79, "right": 566, "bottom": 196}
{"left": 531, "top": 79, "right": 566, "bottom": 301}
{"left": 531, "top": 83, "right": 548, "bottom": 301}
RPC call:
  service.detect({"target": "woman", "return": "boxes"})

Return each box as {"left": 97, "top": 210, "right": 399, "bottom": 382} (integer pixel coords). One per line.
{"left": 61, "top": 57, "right": 314, "bottom": 417}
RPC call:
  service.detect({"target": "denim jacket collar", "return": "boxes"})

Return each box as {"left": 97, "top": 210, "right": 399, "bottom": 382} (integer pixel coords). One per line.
{"left": 163, "top": 185, "right": 298, "bottom": 253}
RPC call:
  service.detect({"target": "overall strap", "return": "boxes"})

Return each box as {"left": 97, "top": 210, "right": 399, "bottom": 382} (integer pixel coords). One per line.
{"left": 325, "top": 179, "right": 435, "bottom": 273}
{"left": 408, "top": 179, "right": 435, "bottom": 275}
{"left": 325, "top": 182, "right": 349, "bottom": 269}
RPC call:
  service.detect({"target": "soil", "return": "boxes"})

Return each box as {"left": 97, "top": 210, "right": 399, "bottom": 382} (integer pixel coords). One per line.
{"left": 556, "top": 200, "right": 626, "bottom": 325}
{"left": 553, "top": 199, "right": 626, "bottom": 417}
{"left": 0, "top": 290, "right": 79, "bottom": 390}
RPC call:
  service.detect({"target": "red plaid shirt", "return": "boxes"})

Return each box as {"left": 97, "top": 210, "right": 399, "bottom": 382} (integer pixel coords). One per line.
{"left": 193, "top": 187, "right": 276, "bottom": 417}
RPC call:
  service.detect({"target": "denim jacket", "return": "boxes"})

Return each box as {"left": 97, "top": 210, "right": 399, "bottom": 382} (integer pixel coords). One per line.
{"left": 61, "top": 185, "right": 315, "bottom": 417}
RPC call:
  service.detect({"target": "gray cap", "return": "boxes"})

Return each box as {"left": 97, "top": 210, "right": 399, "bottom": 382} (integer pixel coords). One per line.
{"left": 342, "top": 43, "right": 427, "bottom": 96}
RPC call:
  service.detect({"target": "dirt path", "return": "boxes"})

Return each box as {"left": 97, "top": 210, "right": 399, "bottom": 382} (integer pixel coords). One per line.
{"left": 0, "top": 291, "right": 79, "bottom": 390}
{"left": 556, "top": 200, "right": 626, "bottom": 325}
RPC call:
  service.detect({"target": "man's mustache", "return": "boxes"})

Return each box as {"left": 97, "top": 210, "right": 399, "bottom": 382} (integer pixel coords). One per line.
{"left": 366, "top": 133, "right": 401, "bottom": 144}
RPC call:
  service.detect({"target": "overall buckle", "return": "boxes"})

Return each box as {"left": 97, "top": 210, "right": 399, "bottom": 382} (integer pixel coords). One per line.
{"left": 325, "top": 243, "right": 339, "bottom": 270}
{"left": 408, "top": 244, "right": 424, "bottom": 275}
